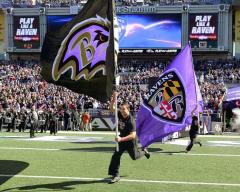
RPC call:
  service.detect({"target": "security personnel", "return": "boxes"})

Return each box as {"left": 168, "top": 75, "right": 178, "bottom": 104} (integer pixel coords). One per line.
{"left": 6, "top": 109, "right": 13, "bottom": 132}
{"left": 108, "top": 92, "right": 150, "bottom": 184}
{"left": 18, "top": 111, "right": 26, "bottom": 132}
{"left": 31, "top": 106, "right": 38, "bottom": 133}
{"left": 0, "top": 110, "right": 3, "bottom": 132}
{"left": 26, "top": 112, "right": 34, "bottom": 138}
{"left": 49, "top": 111, "right": 56, "bottom": 135}
{"left": 186, "top": 105, "right": 202, "bottom": 152}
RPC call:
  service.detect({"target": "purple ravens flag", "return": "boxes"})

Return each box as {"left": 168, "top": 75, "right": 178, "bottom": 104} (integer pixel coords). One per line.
{"left": 136, "top": 44, "right": 202, "bottom": 148}
{"left": 41, "top": 0, "right": 117, "bottom": 102}
{"left": 225, "top": 87, "right": 240, "bottom": 101}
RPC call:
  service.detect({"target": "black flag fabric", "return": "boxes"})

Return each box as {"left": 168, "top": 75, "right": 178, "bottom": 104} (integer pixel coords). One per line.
{"left": 41, "top": 0, "right": 116, "bottom": 102}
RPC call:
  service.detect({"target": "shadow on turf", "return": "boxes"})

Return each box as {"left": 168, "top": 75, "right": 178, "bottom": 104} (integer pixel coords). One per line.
{"left": 0, "top": 177, "right": 117, "bottom": 191}
{"left": 70, "top": 141, "right": 114, "bottom": 144}
{"left": 62, "top": 147, "right": 162, "bottom": 153}
{"left": 0, "top": 160, "right": 29, "bottom": 186}
{"left": 158, "top": 151, "right": 187, "bottom": 155}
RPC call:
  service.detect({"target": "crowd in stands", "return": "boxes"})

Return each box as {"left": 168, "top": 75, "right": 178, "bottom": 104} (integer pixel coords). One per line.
{"left": 118, "top": 58, "right": 239, "bottom": 113}
{"left": 0, "top": 60, "right": 106, "bottom": 132}
{"left": 0, "top": 0, "right": 233, "bottom": 8}
{"left": 116, "top": 0, "right": 232, "bottom": 6}
{"left": 0, "top": 58, "right": 239, "bottom": 113}
{"left": 0, "top": 60, "right": 106, "bottom": 111}
{"left": 0, "top": 57, "right": 239, "bottom": 132}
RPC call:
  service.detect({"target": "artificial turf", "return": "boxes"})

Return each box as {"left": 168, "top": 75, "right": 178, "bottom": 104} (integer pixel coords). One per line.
{"left": 0, "top": 131, "right": 240, "bottom": 192}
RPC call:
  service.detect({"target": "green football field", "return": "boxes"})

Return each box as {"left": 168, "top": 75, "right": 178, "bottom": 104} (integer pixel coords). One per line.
{"left": 1, "top": 131, "right": 240, "bottom": 192}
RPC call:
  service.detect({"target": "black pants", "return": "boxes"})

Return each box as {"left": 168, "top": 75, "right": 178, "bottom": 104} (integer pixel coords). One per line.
{"left": 64, "top": 119, "right": 68, "bottom": 130}
{"left": 7, "top": 123, "right": 12, "bottom": 132}
{"left": 30, "top": 126, "right": 35, "bottom": 138}
{"left": 18, "top": 121, "right": 24, "bottom": 132}
{"left": 40, "top": 125, "right": 47, "bottom": 133}
{"left": 0, "top": 118, "right": 2, "bottom": 131}
{"left": 29, "top": 121, "right": 38, "bottom": 138}
{"left": 186, "top": 136, "right": 201, "bottom": 151}
{"left": 108, "top": 141, "right": 145, "bottom": 176}
{"left": 50, "top": 125, "right": 56, "bottom": 135}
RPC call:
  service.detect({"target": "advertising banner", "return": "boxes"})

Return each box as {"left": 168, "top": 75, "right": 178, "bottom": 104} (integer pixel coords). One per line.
{"left": 189, "top": 13, "right": 218, "bottom": 49}
{"left": 13, "top": 16, "right": 40, "bottom": 49}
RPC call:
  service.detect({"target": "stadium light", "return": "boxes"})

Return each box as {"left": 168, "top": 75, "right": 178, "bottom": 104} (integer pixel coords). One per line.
{"left": 6, "top": 8, "right": 12, "bottom": 14}
{"left": 182, "top": 5, "right": 189, "bottom": 12}
{"left": 219, "top": 4, "right": 226, "bottom": 12}
{"left": 39, "top": 7, "right": 45, "bottom": 14}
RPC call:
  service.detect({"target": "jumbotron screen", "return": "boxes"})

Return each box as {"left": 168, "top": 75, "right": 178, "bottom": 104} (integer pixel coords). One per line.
{"left": 117, "top": 14, "right": 182, "bottom": 49}
{"left": 47, "top": 14, "right": 182, "bottom": 53}
{"left": 47, "top": 15, "right": 74, "bottom": 33}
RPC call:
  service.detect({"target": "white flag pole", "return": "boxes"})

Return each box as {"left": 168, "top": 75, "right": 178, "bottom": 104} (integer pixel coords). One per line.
{"left": 111, "top": 0, "right": 119, "bottom": 152}
{"left": 115, "top": 76, "right": 120, "bottom": 151}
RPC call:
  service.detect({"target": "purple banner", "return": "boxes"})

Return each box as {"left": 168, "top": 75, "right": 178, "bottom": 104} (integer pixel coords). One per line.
{"left": 136, "top": 44, "right": 202, "bottom": 148}
{"left": 226, "top": 87, "right": 240, "bottom": 101}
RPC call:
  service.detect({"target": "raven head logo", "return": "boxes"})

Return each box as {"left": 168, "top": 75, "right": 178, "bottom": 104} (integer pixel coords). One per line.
{"left": 52, "top": 15, "right": 110, "bottom": 81}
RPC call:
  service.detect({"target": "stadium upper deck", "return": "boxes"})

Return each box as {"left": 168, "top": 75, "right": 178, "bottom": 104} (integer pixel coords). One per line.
{"left": 0, "top": 0, "right": 234, "bottom": 8}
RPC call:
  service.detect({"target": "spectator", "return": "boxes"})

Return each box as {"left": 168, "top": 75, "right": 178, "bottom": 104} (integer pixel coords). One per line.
{"left": 82, "top": 111, "right": 91, "bottom": 131}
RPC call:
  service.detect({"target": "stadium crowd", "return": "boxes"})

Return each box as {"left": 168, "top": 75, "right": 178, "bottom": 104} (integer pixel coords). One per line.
{"left": 0, "top": 60, "right": 100, "bottom": 133}
{"left": 0, "top": 0, "right": 233, "bottom": 8}
{"left": 0, "top": 57, "right": 239, "bottom": 132}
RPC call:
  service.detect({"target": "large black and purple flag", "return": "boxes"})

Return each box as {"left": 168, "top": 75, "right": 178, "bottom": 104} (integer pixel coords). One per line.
{"left": 136, "top": 44, "right": 202, "bottom": 148}
{"left": 41, "top": 0, "right": 117, "bottom": 102}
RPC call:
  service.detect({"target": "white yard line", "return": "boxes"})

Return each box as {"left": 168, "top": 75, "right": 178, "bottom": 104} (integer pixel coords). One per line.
{"left": 57, "top": 131, "right": 115, "bottom": 135}
{"left": 173, "top": 153, "right": 240, "bottom": 157}
{"left": 198, "top": 135, "right": 240, "bottom": 138}
{"left": 0, "top": 174, "right": 240, "bottom": 187}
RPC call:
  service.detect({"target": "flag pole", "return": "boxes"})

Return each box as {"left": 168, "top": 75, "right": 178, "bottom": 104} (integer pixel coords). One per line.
{"left": 110, "top": 0, "right": 119, "bottom": 151}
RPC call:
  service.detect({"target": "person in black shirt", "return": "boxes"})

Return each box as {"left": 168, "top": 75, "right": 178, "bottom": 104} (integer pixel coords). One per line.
{"left": 63, "top": 110, "right": 70, "bottom": 131}
{"left": 49, "top": 111, "right": 57, "bottom": 135}
{"left": 25, "top": 113, "right": 34, "bottom": 138}
{"left": 108, "top": 92, "right": 150, "bottom": 184}
{"left": 6, "top": 110, "right": 13, "bottom": 132}
{"left": 0, "top": 110, "right": 3, "bottom": 132}
{"left": 186, "top": 105, "right": 202, "bottom": 152}
{"left": 18, "top": 112, "right": 26, "bottom": 132}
